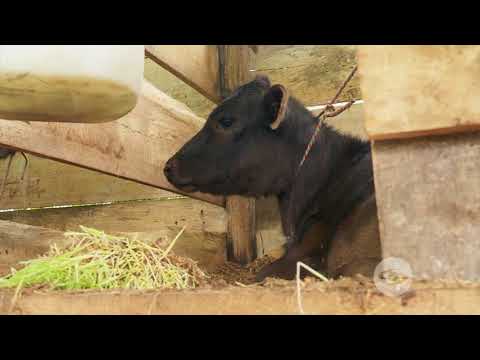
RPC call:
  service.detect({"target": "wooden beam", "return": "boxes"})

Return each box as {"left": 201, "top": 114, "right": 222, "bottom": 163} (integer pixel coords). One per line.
{"left": 145, "top": 45, "right": 221, "bottom": 104}
{"left": 0, "top": 199, "right": 227, "bottom": 239}
{"left": 219, "top": 45, "right": 257, "bottom": 264}
{"left": 0, "top": 153, "right": 179, "bottom": 210}
{"left": 2, "top": 280, "right": 480, "bottom": 314}
{"left": 358, "top": 45, "right": 480, "bottom": 140}
{"left": 0, "top": 80, "right": 224, "bottom": 207}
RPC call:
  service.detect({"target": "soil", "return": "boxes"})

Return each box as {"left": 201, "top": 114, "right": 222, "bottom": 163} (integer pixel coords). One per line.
{"left": 207, "top": 255, "right": 277, "bottom": 286}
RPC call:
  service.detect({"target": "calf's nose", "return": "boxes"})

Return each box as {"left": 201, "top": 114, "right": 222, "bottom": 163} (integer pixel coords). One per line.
{"left": 164, "top": 158, "right": 177, "bottom": 179}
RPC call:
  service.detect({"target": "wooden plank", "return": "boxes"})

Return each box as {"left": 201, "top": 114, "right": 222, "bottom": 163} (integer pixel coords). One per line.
{"left": 219, "top": 45, "right": 257, "bottom": 264}
{"left": 358, "top": 45, "right": 480, "bottom": 140}
{"left": 372, "top": 132, "right": 480, "bottom": 280}
{"left": 0, "top": 153, "right": 180, "bottom": 210}
{"left": 254, "top": 45, "right": 360, "bottom": 106}
{"left": 145, "top": 45, "right": 221, "bottom": 104}
{"left": 0, "top": 80, "right": 224, "bottom": 207}
{"left": 0, "top": 220, "right": 69, "bottom": 268}
{"left": 2, "top": 280, "right": 480, "bottom": 314}
{"left": 0, "top": 197, "right": 227, "bottom": 271}
{"left": 255, "top": 197, "right": 286, "bottom": 258}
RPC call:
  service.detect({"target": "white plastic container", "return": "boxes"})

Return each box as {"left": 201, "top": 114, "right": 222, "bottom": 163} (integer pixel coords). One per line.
{"left": 0, "top": 45, "right": 144, "bottom": 123}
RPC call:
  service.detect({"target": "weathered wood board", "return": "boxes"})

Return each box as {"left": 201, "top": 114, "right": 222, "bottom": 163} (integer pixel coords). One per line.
{"left": 0, "top": 197, "right": 227, "bottom": 271}
{"left": 255, "top": 196, "right": 286, "bottom": 258}
{"left": 0, "top": 80, "right": 223, "bottom": 207}
{"left": 2, "top": 279, "right": 480, "bottom": 314}
{"left": 0, "top": 220, "right": 70, "bottom": 268}
{"left": 358, "top": 45, "right": 480, "bottom": 140}
{"left": 145, "top": 45, "right": 222, "bottom": 104}
{"left": 0, "top": 153, "right": 177, "bottom": 210}
{"left": 255, "top": 45, "right": 360, "bottom": 106}
{"left": 372, "top": 131, "right": 480, "bottom": 280}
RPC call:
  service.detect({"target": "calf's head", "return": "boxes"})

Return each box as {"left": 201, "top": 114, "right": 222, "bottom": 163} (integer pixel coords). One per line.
{"left": 164, "top": 75, "right": 299, "bottom": 197}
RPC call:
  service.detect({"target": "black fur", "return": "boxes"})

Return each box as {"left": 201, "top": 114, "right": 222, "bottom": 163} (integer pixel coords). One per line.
{"left": 284, "top": 123, "right": 374, "bottom": 244}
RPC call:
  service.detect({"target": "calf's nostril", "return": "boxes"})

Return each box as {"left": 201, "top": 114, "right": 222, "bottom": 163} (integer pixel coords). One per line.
{"left": 164, "top": 160, "right": 174, "bottom": 176}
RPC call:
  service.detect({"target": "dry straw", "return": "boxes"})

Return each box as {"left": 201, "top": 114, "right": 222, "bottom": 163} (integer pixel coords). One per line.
{"left": 0, "top": 225, "right": 207, "bottom": 291}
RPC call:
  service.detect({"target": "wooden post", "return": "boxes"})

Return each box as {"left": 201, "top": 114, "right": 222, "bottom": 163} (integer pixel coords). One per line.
{"left": 218, "top": 45, "right": 257, "bottom": 264}
{"left": 358, "top": 45, "right": 480, "bottom": 281}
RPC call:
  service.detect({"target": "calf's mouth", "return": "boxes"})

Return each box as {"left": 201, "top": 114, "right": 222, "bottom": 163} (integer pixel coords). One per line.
{"left": 175, "top": 183, "right": 198, "bottom": 193}
{"left": 163, "top": 158, "right": 199, "bottom": 193}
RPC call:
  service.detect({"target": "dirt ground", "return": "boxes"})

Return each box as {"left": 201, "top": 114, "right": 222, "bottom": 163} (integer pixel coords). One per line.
{"left": 207, "top": 255, "right": 277, "bottom": 286}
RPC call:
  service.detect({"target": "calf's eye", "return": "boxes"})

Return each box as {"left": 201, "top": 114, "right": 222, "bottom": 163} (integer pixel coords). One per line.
{"left": 219, "top": 118, "right": 234, "bottom": 128}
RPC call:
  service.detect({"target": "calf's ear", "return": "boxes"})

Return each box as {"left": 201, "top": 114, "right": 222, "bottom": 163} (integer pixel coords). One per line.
{"left": 263, "top": 84, "right": 290, "bottom": 130}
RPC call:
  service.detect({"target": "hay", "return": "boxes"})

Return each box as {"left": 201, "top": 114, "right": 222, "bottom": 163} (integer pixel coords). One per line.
{"left": 0, "top": 225, "right": 207, "bottom": 291}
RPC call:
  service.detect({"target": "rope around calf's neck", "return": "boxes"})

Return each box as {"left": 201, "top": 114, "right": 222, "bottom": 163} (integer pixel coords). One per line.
{"left": 284, "top": 64, "right": 359, "bottom": 256}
